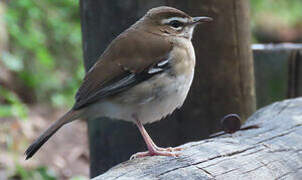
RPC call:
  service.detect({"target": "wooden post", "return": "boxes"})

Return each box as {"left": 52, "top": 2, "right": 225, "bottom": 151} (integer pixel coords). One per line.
{"left": 80, "top": 0, "right": 256, "bottom": 177}
{"left": 253, "top": 44, "right": 302, "bottom": 108}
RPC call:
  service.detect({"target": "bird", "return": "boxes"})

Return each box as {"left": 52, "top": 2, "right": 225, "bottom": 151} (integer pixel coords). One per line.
{"left": 25, "top": 6, "right": 212, "bottom": 160}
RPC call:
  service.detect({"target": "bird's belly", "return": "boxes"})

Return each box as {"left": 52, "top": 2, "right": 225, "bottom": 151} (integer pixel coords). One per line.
{"left": 92, "top": 71, "right": 194, "bottom": 124}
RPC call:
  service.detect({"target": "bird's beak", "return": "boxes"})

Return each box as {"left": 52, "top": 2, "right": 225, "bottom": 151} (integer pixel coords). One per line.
{"left": 192, "top": 16, "right": 213, "bottom": 24}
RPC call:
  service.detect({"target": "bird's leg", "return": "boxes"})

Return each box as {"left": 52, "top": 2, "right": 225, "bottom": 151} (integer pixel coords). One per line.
{"left": 137, "top": 122, "right": 183, "bottom": 152}
{"left": 134, "top": 115, "right": 182, "bottom": 152}
{"left": 130, "top": 115, "right": 181, "bottom": 159}
{"left": 152, "top": 144, "right": 183, "bottom": 152}
{"left": 147, "top": 136, "right": 183, "bottom": 152}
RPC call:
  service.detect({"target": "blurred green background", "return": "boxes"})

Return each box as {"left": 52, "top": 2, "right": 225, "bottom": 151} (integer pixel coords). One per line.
{"left": 0, "top": 0, "right": 301, "bottom": 179}
{"left": 1, "top": 0, "right": 83, "bottom": 114}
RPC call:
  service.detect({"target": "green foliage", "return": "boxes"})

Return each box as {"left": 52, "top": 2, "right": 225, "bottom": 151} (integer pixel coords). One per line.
{"left": 70, "top": 176, "right": 89, "bottom": 180}
{"left": 250, "top": 0, "right": 302, "bottom": 27}
{"left": 5, "top": 0, "right": 84, "bottom": 108}
{"left": 11, "top": 165, "right": 57, "bottom": 180}
{"left": 0, "top": 87, "right": 28, "bottom": 119}
{"left": 10, "top": 164, "right": 88, "bottom": 180}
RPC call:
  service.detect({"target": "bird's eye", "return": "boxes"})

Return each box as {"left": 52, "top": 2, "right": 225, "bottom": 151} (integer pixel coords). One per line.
{"left": 169, "top": 20, "right": 184, "bottom": 28}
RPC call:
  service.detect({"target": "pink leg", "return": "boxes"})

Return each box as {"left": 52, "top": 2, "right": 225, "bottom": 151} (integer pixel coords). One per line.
{"left": 130, "top": 116, "right": 182, "bottom": 160}
{"left": 148, "top": 137, "right": 183, "bottom": 152}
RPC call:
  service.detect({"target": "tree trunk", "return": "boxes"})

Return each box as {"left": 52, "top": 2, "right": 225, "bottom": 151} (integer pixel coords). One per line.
{"left": 80, "top": 0, "right": 256, "bottom": 177}
{"left": 93, "top": 98, "right": 302, "bottom": 180}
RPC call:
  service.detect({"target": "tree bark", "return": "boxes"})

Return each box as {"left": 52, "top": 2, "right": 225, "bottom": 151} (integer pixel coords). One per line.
{"left": 80, "top": 0, "right": 256, "bottom": 177}
{"left": 93, "top": 98, "right": 302, "bottom": 180}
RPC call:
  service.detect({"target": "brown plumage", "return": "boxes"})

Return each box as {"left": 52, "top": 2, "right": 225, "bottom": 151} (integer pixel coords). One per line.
{"left": 74, "top": 28, "right": 173, "bottom": 109}
{"left": 25, "top": 6, "right": 212, "bottom": 160}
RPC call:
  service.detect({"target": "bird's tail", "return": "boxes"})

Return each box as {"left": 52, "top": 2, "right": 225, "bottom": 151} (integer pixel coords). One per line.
{"left": 25, "top": 109, "right": 80, "bottom": 160}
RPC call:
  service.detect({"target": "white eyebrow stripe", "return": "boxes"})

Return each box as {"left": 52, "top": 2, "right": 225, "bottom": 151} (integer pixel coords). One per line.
{"left": 161, "top": 17, "right": 188, "bottom": 24}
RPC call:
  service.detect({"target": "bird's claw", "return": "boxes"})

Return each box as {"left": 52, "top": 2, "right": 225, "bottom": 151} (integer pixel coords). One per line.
{"left": 155, "top": 147, "right": 183, "bottom": 152}
{"left": 130, "top": 150, "right": 180, "bottom": 160}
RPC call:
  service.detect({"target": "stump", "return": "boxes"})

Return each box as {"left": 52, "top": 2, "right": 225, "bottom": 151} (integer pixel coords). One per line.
{"left": 93, "top": 98, "right": 302, "bottom": 179}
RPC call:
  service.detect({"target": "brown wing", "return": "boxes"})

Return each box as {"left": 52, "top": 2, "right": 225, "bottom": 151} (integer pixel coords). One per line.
{"left": 73, "top": 29, "right": 172, "bottom": 110}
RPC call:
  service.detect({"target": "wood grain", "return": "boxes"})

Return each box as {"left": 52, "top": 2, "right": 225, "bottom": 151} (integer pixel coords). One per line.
{"left": 94, "top": 98, "right": 302, "bottom": 180}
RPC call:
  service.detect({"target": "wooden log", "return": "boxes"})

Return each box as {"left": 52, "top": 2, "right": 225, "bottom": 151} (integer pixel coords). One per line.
{"left": 80, "top": 0, "right": 256, "bottom": 177}
{"left": 253, "top": 44, "right": 302, "bottom": 109}
{"left": 93, "top": 97, "right": 302, "bottom": 180}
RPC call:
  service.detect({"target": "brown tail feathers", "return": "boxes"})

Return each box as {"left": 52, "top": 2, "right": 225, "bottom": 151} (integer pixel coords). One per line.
{"left": 25, "top": 110, "right": 80, "bottom": 160}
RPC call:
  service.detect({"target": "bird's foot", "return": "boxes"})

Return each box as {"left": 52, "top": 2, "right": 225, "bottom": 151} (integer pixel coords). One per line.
{"left": 154, "top": 146, "right": 183, "bottom": 152}
{"left": 130, "top": 149, "right": 180, "bottom": 160}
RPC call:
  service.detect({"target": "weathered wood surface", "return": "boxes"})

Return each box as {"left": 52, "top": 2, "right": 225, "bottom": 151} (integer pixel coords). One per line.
{"left": 80, "top": 1, "right": 256, "bottom": 177}
{"left": 94, "top": 98, "right": 302, "bottom": 180}
{"left": 253, "top": 44, "right": 302, "bottom": 108}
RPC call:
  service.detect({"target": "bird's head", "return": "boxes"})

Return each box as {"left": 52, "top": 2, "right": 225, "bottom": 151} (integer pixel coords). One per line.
{"left": 137, "top": 6, "right": 212, "bottom": 40}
